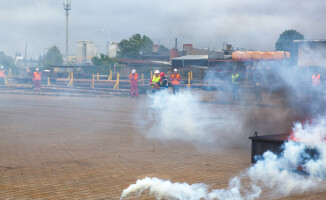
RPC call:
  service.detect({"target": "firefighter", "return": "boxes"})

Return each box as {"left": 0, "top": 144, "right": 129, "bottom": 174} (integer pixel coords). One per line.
{"left": 159, "top": 72, "right": 168, "bottom": 88}
{"left": 129, "top": 69, "right": 139, "bottom": 97}
{"left": 312, "top": 71, "right": 321, "bottom": 87}
{"left": 252, "top": 68, "right": 262, "bottom": 102}
{"left": 0, "top": 66, "right": 5, "bottom": 86}
{"left": 150, "top": 70, "right": 161, "bottom": 93}
{"left": 231, "top": 69, "right": 240, "bottom": 101}
{"left": 33, "top": 68, "right": 42, "bottom": 92}
{"left": 170, "top": 68, "right": 181, "bottom": 94}
{"left": 311, "top": 71, "right": 321, "bottom": 100}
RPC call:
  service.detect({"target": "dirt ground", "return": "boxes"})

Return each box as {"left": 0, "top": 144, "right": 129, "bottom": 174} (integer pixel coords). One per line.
{"left": 0, "top": 91, "right": 325, "bottom": 200}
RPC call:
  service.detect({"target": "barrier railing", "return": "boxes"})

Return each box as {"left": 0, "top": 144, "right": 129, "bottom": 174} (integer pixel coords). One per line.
{"left": 68, "top": 72, "right": 73, "bottom": 87}
{"left": 91, "top": 74, "right": 95, "bottom": 88}
{"left": 187, "top": 72, "right": 191, "bottom": 87}
{"left": 113, "top": 73, "right": 120, "bottom": 90}
{"left": 47, "top": 77, "right": 51, "bottom": 86}
{"left": 108, "top": 70, "right": 112, "bottom": 80}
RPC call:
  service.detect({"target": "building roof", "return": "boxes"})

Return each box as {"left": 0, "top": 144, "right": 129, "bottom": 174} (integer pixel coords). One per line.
{"left": 294, "top": 40, "right": 326, "bottom": 43}
{"left": 172, "top": 55, "right": 208, "bottom": 60}
{"left": 117, "top": 59, "right": 170, "bottom": 66}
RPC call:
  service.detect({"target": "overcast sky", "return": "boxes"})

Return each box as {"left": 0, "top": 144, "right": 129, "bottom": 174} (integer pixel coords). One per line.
{"left": 0, "top": 0, "right": 325, "bottom": 59}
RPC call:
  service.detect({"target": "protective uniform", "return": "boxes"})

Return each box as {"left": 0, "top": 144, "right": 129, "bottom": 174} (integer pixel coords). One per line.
{"left": 33, "top": 69, "right": 42, "bottom": 92}
{"left": 151, "top": 76, "right": 161, "bottom": 89}
{"left": 0, "top": 69, "right": 5, "bottom": 86}
{"left": 312, "top": 74, "right": 321, "bottom": 86}
{"left": 129, "top": 72, "right": 139, "bottom": 97}
{"left": 170, "top": 70, "right": 181, "bottom": 94}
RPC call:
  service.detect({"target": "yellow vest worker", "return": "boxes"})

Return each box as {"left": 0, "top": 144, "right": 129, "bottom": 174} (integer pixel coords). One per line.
{"left": 151, "top": 70, "right": 161, "bottom": 90}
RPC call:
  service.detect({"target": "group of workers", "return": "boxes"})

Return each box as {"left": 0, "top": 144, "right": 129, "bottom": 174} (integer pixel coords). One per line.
{"left": 0, "top": 65, "right": 42, "bottom": 92}
{"left": 129, "top": 68, "right": 181, "bottom": 97}
{"left": 232, "top": 69, "right": 322, "bottom": 102}
{"left": 1, "top": 65, "right": 323, "bottom": 99}
{"left": 231, "top": 69, "right": 262, "bottom": 102}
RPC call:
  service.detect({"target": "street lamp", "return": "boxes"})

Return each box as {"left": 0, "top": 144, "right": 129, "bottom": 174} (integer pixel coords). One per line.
{"left": 102, "top": 29, "right": 110, "bottom": 56}
{"left": 22, "top": 39, "right": 27, "bottom": 68}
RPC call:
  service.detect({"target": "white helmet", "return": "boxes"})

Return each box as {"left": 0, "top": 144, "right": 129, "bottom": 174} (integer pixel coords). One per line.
{"left": 155, "top": 70, "right": 160, "bottom": 73}
{"left": 36, "top": 67, "right": 39, "bottom": 71}
{"left": 132, "top": 69, "right": 136, "bottom": 73}
{"left": 0, "top": 66, "right": 3, "bottom": 69}
{"left": 174, "top": 68, "right": 177, "bottom": 72}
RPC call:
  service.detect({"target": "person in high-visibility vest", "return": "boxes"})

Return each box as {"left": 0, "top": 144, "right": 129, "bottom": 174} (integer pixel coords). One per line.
{"left": 311, "top": 71, "right": 321, "bottom": 101}
{"left": 0, "top": 66, "right": 5, "bottom": 86}
{"left": 312, "top": 71, "right": 321, "bottom": 86}
{"left": 252, "top": 67, "right": 262, "bottom": 102}
{"left": 129, "top": 69, "right": 139, "bottom": 97}
{"left": 170, "top": 68, "right": 181, "bottom": 94}
{"left": 231, "top": 70, "right": 240, "bottom": 101}
{"left": 150, "top": 70, "right": 161, "bottom": 93}
{"left": 33, "top": 68, "right": 42, "bottom": 92}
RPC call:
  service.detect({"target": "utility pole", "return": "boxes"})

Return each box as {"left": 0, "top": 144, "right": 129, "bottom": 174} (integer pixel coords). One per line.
{"left": 63, "top": 0, "right": 71, "bottom": 65}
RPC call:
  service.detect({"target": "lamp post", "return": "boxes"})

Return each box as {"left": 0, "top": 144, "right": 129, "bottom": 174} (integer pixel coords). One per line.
{"left": 22, "top": 39, "right": 27, "bottom": 68}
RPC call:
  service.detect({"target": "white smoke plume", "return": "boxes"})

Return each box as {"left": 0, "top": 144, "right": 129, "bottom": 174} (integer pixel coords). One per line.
{"left": 122, "top": 117, "right": 326, "bottom": 199}
{"left": 136, "top": 90, "right": 246, "bottom": 148}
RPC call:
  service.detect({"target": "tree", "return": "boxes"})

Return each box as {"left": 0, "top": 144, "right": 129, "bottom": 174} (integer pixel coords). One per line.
{"left": 0, "top": 51, "right": 15, "bottom": 68}
{"left": 44, "top": 46, "right": 63, "bottom": 68}
{"left": 275, "top": 29, "right": 304, "bottom": 63}
{"left": 0, "top": 51, "right": 20, "bottom": 75}
{"left": 117, "top": 34, "right": 153, "bottom": 59}
{"left": 91, "top": 54, "right": 117, "bottom": 74}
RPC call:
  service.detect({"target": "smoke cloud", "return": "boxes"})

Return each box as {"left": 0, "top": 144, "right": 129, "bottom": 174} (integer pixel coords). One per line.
{"left": 135, "top": 90, "right": 249, "bottom": 149}
{"left": 122, "top": 117, "right": 326, "bottom": 199}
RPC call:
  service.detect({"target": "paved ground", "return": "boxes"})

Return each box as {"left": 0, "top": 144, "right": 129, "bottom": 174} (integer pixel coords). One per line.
{"left": 0, "top": 91, "right": 325, "bottom": 199}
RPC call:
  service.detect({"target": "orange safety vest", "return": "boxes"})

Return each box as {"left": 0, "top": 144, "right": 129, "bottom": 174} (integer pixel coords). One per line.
{"left": 312, "top": 74, "right": 320, "bottom": 85}
{"left": 170, "top": 73, "right": 180, "bottom": 85}
{"left": 34, "top": 72, "right": 41, "bottom": 80}
{"left": 0, "top": 70, "right": 5, "bottom": 78}
{"left": 129, "top": 73, "right": 139, "bottom": 82}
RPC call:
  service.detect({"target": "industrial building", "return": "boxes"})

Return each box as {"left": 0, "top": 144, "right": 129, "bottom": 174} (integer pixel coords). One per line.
{"left": 108, "top": 42, "right": 119, "bottom": 58}
{"left": 294, "top": 40, "right": 326, "bottom": 68}
{"left": 76, "top": 41, "right": 99, "bottom": 65}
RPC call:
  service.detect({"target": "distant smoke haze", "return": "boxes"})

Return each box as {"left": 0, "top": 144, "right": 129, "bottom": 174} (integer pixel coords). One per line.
{"left": 0, "top": 0, "right": 325, "bottom": 58}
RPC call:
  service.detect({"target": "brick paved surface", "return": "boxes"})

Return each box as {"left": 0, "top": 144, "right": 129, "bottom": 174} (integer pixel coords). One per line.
{"left": 0, "top": 93, "right": 325, "bottom": 199}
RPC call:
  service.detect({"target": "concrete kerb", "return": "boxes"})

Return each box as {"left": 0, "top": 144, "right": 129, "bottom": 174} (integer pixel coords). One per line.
{"left": 0, "top": 88, "right": 130, "bottom": 98}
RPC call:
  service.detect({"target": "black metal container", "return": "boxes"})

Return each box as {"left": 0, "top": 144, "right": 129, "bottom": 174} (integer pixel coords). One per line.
{"left": 249, "top": 132, "right": 289, "bottom": 164}
{"left": 249, "top": 132, "right": 320, "bottom": 172}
